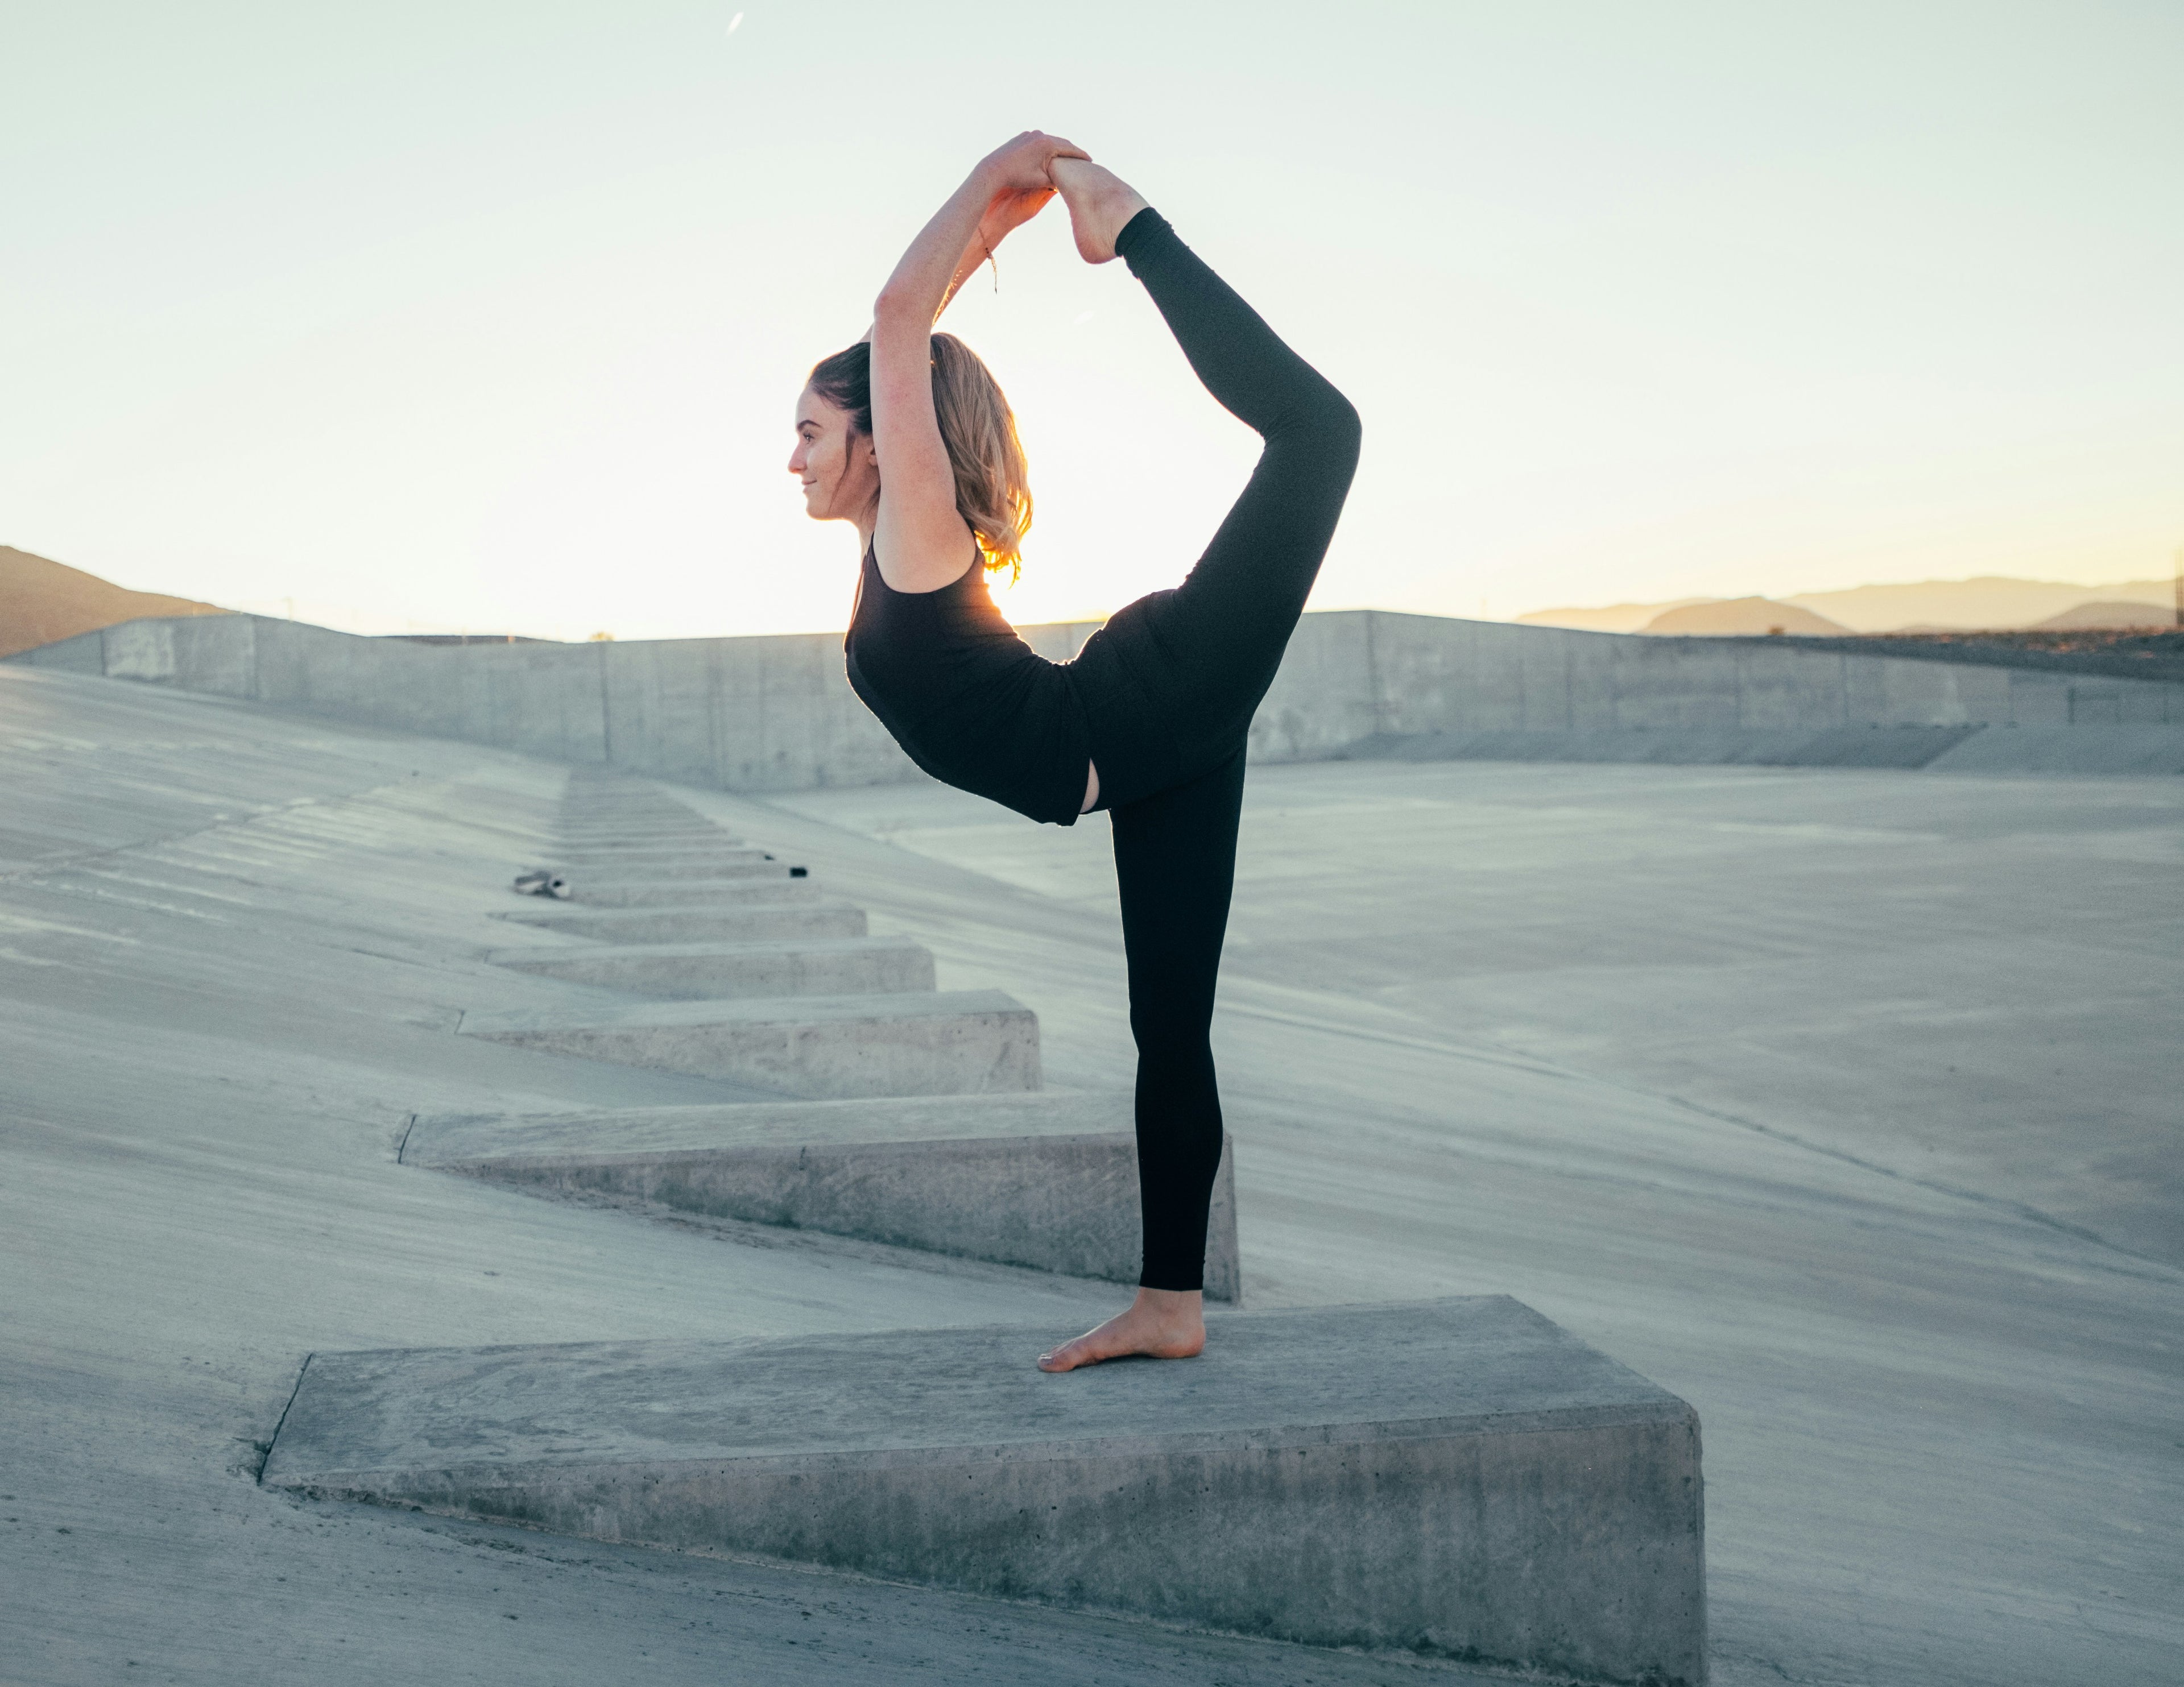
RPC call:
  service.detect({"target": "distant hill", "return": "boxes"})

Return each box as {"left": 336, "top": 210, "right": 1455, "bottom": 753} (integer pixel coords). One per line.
{"left": 1515, "top": 598, "right": 1716, "bottom": 633}
{"left": 1643, "top": 598, "right": 1850, "bottom": 636}
{"left": 2028, "top": 599, "right": 2178, "bottom": 632}
{"left": 1517, "top": 574, "right": 2174, "bottom": 636}
{"left": 1781, "top": 575, "right": 2172, "bottom": 632}
{"left": 0, "top": 546, "right": 229, "bottom": 660}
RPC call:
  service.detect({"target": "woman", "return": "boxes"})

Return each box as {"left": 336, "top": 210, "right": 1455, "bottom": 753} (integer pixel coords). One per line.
{"left": 788, "top": 133, "right": 1360, "bottom": 1371}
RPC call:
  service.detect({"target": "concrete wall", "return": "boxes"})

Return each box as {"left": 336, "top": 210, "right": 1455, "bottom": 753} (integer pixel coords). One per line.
{"left": 13, "top": 610, "right": 2177, "bottom": 790}
{"left": 1246, "top": 612, "right": 2181, "bottom": 760}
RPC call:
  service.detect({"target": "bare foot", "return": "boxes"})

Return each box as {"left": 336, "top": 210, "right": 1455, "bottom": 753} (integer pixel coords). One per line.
{"left": 1048, "top": 157, "right": 1150, "bottom": 264}
{"left": 1037, "top": 1287, "right": 1204, "bottom": 1372}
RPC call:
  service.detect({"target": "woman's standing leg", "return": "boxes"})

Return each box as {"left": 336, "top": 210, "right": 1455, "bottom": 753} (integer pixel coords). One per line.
{"left": 1037, "top": 747, "right": 1244, "bottom": 1373}
{"left": 1115, "top": 745, "right": 1247, "bottom": 1289}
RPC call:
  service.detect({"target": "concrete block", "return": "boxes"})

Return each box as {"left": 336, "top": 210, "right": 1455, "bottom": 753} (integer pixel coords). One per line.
{"left": 559, "top": 855, "right": 799, "bottom": 881}
{"left": 261, "top": 1297, "right": 1705, "bottom": 1684}
{"left": 491, "top": 901, "right": 867, "bottom": 944}
{"left": 553, "top": 852, "right": 793, "bottom": 880}
{"left": 402, "top": 1091, "right": 1239, "bottom": 1299}
{"left": 457, "top": 990, "right": 1039, "bottom": 1098}
{"left": 485, "top": 936, "right": 934, "bottom": 1000}
{"left": 557, "top": 826, "right": 733, "bottom": 845}
{"left": 558, "top": 857, "right": 796, "bottom": 880}
{"left": 560, "top": 878, "right": 816, "bottom": 908}
{"left": 555, "top": 811, "right": 734, "bottom": 834}
{"left": 559, "top": 806, "right": 718, "bottom": 820}
{"left": 554, "top": 838, "right": 770, "bottom": 852}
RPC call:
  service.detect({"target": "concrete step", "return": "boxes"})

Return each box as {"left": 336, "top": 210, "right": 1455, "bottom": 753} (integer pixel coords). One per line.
{"left": 552, "top": 847, "right": 777, "bottom": 873}
{"left": 558, "top": 839, "right": 770, "bottom": 856}
{"left": 559, "top": 811, "right": 723, "bottom": 824}
{"left": 457, "top": 990, "right": 1039, "bottom": 1098}
{"left": 559, "top": 805, "right": 719, "bottom": 820}
{"left": 556, "top": 829, "right": 737, "bottom": 848}
{"left": 560, "top": 878, "right": 817, "bottom": 908}
{"left": 493, "top": 901, "right": 867, "bottom": 944}
{"left": 485, "top": 935, "right": 935, "bottom": 1000}
{"left": 557, "top": 861, "right": 801, "bottom": 885}
{"left": 260, "top": 1297, "right": 1704, "bottom": 1683}
{"left": 400, "top": 1091, "right": 1239, "bottom": 1299}
{"left": 559, "top": 801, "right": 708, "bottom": 815}
{"left": 557, "top": 816, "right": 733, "bottom": 832}
{"left": 561, "top": 799, "right": 706, "bottom": 809}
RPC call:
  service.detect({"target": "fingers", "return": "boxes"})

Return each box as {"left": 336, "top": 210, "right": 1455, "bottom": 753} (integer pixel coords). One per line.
{"left": 1037, "top": 134, "right": 1091, "bottom": 183}
{"left": 1018, "top": 128, "right": 1086, "bottom": 160}
{"left": 982, "top": 131, "right": 1091, "bottom": 192}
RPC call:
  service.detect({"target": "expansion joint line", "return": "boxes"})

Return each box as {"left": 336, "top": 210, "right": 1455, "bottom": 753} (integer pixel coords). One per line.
{"left": 1225, "top": 997, "right": 2179, "bottom": 1282}
{"left": 0, "top": 782, "right": 424, "bottom": 884}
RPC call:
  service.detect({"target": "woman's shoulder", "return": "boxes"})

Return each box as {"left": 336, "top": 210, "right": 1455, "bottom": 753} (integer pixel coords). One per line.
{"left": 871, "top": 503, "right": 982, "bottom": 594}
{"left": 868, "top": 530, "right": 983, "bottom": 598}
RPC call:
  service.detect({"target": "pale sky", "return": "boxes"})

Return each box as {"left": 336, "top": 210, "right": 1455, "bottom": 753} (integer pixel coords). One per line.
{"left": 5, "top": 2, "right": 2179, "bottom": 640}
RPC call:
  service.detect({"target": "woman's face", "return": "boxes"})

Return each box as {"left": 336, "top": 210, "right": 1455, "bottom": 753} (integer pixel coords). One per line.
{"left": 789, "top": 387, "right": 878, "bottom": 524}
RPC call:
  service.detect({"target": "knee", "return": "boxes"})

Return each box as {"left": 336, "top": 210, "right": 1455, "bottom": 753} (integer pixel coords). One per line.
{"left": 1271, "top": 383, "right": 1360, "bottom": 483}
{"left": 1131, "top": 1018, "right": 1215, "bottom": 1082}
{"left": 1317, "top": 387, "right": 1362, "bottom": 471}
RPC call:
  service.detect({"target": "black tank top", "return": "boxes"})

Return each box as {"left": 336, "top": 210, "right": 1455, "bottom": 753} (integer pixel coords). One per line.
{"left": 844, "top": 544, "right": 1094, "bottom": 826}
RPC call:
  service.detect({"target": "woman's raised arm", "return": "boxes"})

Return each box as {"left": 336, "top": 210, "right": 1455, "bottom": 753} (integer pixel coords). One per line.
{"left": 867, "top": 132, "right": 1083, "bottom": 592}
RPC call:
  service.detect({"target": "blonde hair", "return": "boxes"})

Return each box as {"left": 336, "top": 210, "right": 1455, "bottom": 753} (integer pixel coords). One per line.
{"left": 807, "top": 334, "right": 1033, "bottom": 578}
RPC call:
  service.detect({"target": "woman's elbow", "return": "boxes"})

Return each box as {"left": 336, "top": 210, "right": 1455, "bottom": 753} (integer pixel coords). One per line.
{"left": 871, "top": 289, "right": 926, "bottom": 333}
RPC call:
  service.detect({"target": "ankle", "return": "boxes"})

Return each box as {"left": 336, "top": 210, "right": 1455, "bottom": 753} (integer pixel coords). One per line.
{"left": 1052, "top": 159, "right": 1149, "bottom": 263}
{"left": 1095, "top": 183, "right": 1150, "bottom": 246}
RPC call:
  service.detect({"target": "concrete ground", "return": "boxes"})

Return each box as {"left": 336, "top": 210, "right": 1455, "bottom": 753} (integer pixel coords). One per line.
{"left": 4, "top": 660, "right": 2179, "bottom": 1685}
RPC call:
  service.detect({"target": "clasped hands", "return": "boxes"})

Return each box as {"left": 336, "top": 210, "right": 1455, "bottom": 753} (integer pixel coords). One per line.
{"left": 971, "top": 130, "right": 1091, "bottom": 249}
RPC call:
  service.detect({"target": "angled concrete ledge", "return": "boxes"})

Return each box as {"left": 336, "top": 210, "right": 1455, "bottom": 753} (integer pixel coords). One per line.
{"left": 557, "top": 840, "right": 770, "bottom": 857}
{"left": 457, "top": 990, "right": 1039, "bottom": 1097}
{"left": 553, "top": 851, "right": 781, "bottom": 878}
{"left": 556, "top": 832, "right": 740, "bottom": 851}
{"left": 555, "top": 820, "right": 734, "bottom": 834}
{"left": 262, "top": 1298, "right": 1704, "bottom": 1684}
{"left": 560, "top": 878, "right": 816, "bottom": 908}
{"left": 558, "top": 818, "right": 729, "bottom": 835}
{"left": 402, "top": 1092, "right": 1238, "bottom": 1298}
{"left": 486, "top": 936, "right": 934, "bottom": 1000}
{"left": 555, "top": 837, "right": 741, "bottom": 856}
{"left": 492, "top": 901, "right": 867, "bottom": 944}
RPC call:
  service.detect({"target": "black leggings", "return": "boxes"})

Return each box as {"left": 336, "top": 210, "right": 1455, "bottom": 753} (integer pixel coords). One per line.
{"left": 1086, "top": 212, "right": 1360, "bottom": 1291}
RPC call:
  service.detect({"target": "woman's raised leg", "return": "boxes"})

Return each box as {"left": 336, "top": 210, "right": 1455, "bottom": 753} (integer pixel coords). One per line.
{"left": 1053, "top": 163, "right": 1363, "bottom": 788}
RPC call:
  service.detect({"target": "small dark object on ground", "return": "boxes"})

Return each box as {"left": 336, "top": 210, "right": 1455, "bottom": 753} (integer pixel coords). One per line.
{"left": 512, "top": 870, "right": 571, "bottom": 900}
